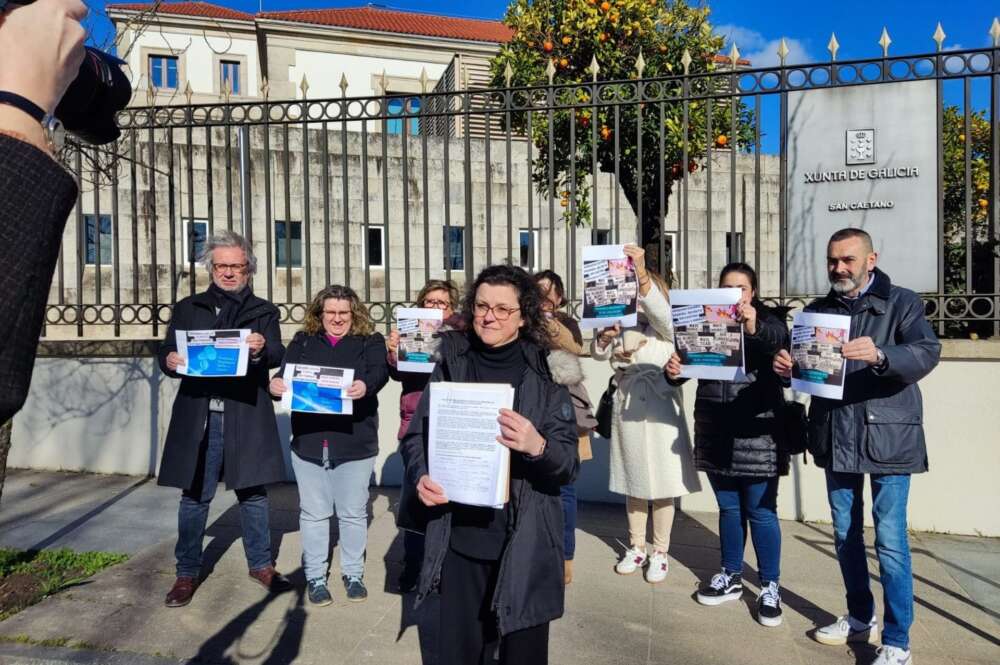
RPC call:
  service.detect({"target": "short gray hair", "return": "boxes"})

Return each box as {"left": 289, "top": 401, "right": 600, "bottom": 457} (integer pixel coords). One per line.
{"left": 200, "top": 230, "right": 257, "bottom": 275}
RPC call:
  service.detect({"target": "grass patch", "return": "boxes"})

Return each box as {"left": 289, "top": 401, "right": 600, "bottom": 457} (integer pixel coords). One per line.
{"left": 0, "top": 548, "right": 128, "bottom": 621}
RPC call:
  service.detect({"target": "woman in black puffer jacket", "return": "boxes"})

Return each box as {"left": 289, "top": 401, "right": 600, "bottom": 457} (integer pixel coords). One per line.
{"left": 665, "top": 262, "right": 790, "bottom": 628}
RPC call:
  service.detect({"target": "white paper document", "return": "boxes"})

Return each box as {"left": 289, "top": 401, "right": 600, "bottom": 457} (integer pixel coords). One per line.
{"left": 670, "top": 289, "right": 745, "bottom": 381}
{"left": 396, "top": 307, "right": 444, "bottom": 374}
{"left": 281, "top": 364, "right": 355, "bottom": 415}
{"left": 428, "top": 382, "right": 515, "bottom": 509}
{"left": 790, "top": 311, "right": 851, "bottom": 400}
{"left": 176, "top": 329, "right": 250, "bottom": 377}
{"left": 580, "top": 244, "right": 639, "bottom": 330}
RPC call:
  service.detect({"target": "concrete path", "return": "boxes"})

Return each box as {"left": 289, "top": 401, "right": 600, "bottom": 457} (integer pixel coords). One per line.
{"left": 0, "top": 470, "right": 997, "bottom": 665}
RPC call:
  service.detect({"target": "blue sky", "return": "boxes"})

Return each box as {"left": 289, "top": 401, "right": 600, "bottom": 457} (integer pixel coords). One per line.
{"left": 86, "top": 0, "right": 998, "bottom": 62}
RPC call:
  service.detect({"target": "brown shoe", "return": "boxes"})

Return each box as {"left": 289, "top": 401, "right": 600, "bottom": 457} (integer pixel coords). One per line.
{"left": 248, "top": 565, "right": 292, "bottom": 593}
{"left": 564, "top": 559, "right": 574, "bottom": 586}
{"left": 165, "top": 576, "right": 199, "bottom": 608}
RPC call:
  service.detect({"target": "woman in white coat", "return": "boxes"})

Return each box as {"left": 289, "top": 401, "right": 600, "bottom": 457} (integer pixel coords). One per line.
{"left": 592, "top": 244, "right": 700, "bottom": 584}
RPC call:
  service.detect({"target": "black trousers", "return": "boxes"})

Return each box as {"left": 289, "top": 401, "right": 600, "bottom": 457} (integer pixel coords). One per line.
{"left": 437, "top": 548, "right": 549, "bottom": 665}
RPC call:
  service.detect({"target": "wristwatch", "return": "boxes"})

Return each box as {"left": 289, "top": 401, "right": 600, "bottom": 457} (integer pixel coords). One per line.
{"left": 874, "top": 347, "right": 887, "bottom": 370}
{"left": 0, "top": 90, "right": 65, "bottom": 152}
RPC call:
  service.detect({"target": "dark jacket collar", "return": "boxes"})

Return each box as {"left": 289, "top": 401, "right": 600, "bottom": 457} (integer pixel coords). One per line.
{"left": 190, "top": 288, "right": 276, "bottom": 320}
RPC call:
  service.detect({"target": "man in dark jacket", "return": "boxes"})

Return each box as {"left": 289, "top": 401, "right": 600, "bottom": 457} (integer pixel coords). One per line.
{"left": 157, "top": 230, "right": 290, "bottom": 607}
{"left": 775, "top": 228, "right": 940, "bottom": 665}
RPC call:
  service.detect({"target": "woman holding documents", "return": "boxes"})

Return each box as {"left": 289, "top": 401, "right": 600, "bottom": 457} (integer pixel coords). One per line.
{"left": 399, "top": 264, "right": 579, "bottom": 665}
{"left": 665, "top": 263, "right": 789, "bottom": 626}
{"left": 592, "top": 244, "right": 700, "bottom": 585}
{"left": 268, "top": 285, "right": 388, "bottom": 606}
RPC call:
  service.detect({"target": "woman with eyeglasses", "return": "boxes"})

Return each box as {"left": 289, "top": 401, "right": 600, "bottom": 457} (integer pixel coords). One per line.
{"left": 533, "top": 270, "right": 597, "bottom": 586}
{"left": 386, "top": 279, "right": 463, "bottom": 591}
{"left": 592, "top": 244, "right": 700, "bottom": 585}
{"left": 268, "top": 285, "right": 389, "bottom": 606}
{"left": 399, "top": 264, "right": 579, "bottom": 665}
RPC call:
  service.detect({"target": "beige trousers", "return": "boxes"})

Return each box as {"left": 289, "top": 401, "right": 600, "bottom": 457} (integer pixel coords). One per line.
{"left": 626, "top": 495, "right": 676, "bottom": 553}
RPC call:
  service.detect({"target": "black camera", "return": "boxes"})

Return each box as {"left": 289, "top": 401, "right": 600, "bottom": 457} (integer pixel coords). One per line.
{"left": 0, "top": 0, "right": 131, "bottom": 145}
{"left": 56, "top": 46, "right": 132, "bottom": 145}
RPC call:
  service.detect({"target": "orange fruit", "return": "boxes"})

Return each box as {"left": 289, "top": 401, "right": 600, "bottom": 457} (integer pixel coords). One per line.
{"left": 559, "top": 57, "right": 569, "bottom": 67}
{"left": 600, "top": 1, "right": 611, "bottom": 11}
{"left": 562, "top": 36, "right": 572, "bottom": 45}
{"left": 543, "top": 40, "right": 554, "bottom": 52}
{"left": 598, "top": 32, "right": 608, "bottom": 42}
{"left": 716, "top": 134, "right": 728, "bottom": 147}
{"left": 959, "top": 133, "right": 966, "bottom": 142}
{"left": 980, "top": 198, "right": 990, "bottom": 209}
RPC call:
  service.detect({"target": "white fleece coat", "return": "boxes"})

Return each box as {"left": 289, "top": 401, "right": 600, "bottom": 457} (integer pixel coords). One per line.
{"left": 591, "top": 285, "right": 701, "bottom": 500}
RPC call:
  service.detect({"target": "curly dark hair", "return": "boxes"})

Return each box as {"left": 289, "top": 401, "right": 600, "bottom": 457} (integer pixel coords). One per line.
{"left": 302, "top": 285, "right": 374, "bottom": 336}
{"left": 461, "top": 264, "right": 548, "bottom": 348}
{"left": 533, "top": 269, "right": 567, "bottom": 308}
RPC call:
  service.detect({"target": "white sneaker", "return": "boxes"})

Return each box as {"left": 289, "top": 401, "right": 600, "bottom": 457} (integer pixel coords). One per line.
{"left": 814, "top": 614, "right": 879, "bottom": 646}
{"left": 871, "top": 646, "right": 912, "bottom": 665}
{"left": 645, "top": 551, "right": 669, "bottom": 584}
{"left": 615, "top": 547, "right": 648, "bottom": 575}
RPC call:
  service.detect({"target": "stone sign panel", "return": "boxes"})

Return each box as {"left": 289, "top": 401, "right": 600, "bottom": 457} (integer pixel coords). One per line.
{"left": 786, "top": 80, "right": 938, "bottom": 294}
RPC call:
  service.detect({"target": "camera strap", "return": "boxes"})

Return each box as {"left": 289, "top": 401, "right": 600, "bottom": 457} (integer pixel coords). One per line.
{"left": 0, "top": 91, "right": 45, "bottom": 123}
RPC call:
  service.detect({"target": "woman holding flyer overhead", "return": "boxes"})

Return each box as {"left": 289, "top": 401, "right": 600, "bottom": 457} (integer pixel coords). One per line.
{"left": 268, "top": 285, "right": 388, "bottom": 606}
{"left": 399, "top": 264, "right": 578, "bottom": 665}
{"left": 666, "top": 263, "right": 791, "bottom": 627}
{"left": 592, "top": 244, "right": 700, "bottom": 585}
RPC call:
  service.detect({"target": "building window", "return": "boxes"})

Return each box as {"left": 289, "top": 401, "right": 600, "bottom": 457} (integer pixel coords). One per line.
{"left": 726, "top": 231, "right": 744, "bottom": 263}
{"left": 183, "top": 220, "right": 207, "bottom": 264}
{"left": 366, "top": 225, "right": 385, "bottom": 268}
{"left": 220, "top": 60, "right": 240, "bottom": 95}
{"left": 275, "top": 220, "right": 302, "bottom": 268}
{"left": 387, "top": 97, "right": 420, "bottom": 136}
{"left": 592, "top": 228, "right": 611, "bottom": 245}
{"left": 518, "top": 229, "right": 539, "bottom": 269}
{"left": 443, "top": 226, "right": 464, "bottom": 271}
{"left": 149, "top": 55, "right": 178, "bottom": 90}
{"left": 85, "top": 214, "right": 112, "bottom": 266}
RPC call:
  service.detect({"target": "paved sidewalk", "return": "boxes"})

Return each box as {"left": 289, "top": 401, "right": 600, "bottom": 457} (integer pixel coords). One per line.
{"left": 0, "top": 470, "right": 997, "bottom": 665}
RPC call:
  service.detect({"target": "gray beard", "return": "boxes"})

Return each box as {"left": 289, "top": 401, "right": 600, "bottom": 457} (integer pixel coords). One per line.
{"left": 830, "top": 273, "right": 863, "bottom": 294}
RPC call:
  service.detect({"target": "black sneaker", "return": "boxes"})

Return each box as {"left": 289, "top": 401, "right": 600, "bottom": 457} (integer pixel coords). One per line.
{"left": 307, "top": 578, "right": 333, "bottom": 607}
{"left": 756, "top": 581, "right": 783, "bottom": 627}
{"left": 696, "top": 570, "right": 744, "bottom": 606}
{"left": 343, "top": 575, "right": 368, "bottom": 603}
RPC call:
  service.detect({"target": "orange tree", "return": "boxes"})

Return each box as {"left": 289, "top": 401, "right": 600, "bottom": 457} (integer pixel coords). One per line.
{"left": 490, "top": 0, "right": 754, "bottom": 257}
{"left": 942, "top": 105, "right": 997, "bottom": 337}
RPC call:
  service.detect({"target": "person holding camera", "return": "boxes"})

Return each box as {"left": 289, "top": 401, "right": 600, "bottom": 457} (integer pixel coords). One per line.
{"left": 666, "top": 262, "right": 790, "bottom": 627}
{"left": 0, "top": 0, "right": 87, "bottom": 424}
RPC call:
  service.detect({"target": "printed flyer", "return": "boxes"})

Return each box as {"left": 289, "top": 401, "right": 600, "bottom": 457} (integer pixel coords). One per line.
{"left": 396, "top": 307, "right": 444, "bottom": 374}
{"left": 281, "top": 364, "right": 355, "bottom": 415}
{"left": 175, "top": 329, "right": 250, "bottom": 377}
{"left": 790, "top": 311, "right": 850, "bottom": 400}
{"left": 580, "top": 244, "right": 639, "bottom": 330}
{"left": 670, "top": 289, "right": 745, "bottom": 381}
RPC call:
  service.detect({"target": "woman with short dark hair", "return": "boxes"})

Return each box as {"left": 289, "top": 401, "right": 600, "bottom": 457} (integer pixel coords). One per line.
{"left": 400, "top": 264, "right": 579, "bottom": 665}
{"left": 269, "top": 285, "right": 389, "bottom": 606}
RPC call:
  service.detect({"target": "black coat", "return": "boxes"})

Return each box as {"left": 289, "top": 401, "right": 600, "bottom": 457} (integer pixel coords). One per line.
{"left": 674, "top": 304, "right": 791, "bottom": 477}
{"left": 157, "top": 290, "right": 286, "bottom": 490}
{"left": 280, "top": 330, "right": 389, "bottom": 464}
{"left": 804, "top": 269, "right": 941, "bottom": 474}
{"left": 399, "top": 331, "right": 579, "bottom": 637}
{"left": 0, "top": 136, "right": 78, "bottom": 424}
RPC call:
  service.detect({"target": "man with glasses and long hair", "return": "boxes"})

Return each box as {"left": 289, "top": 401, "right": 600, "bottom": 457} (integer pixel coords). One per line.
{"left": 157, "top": 230, "right": 291, "bottom": 608}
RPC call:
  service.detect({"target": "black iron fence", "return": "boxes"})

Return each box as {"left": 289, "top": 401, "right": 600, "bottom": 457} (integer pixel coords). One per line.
{"left": 49, "top": 40, "right": 999, "bottom": 339}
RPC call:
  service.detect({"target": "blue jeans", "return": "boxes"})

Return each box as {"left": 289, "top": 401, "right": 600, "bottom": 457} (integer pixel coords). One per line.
{"left": 707, "top": 474, "right": 781, "bottom": 584}
{"left": 826, "top": 471, "right": 913, "bottom": 650}
{"left": 175, "top": 412, "right": 272, "bottom": 577}
{"left": 560, "top": 483, "right": 577, "bottom": 560}
{"left": 292, "top": 451, "right": 375, "bottom": 581}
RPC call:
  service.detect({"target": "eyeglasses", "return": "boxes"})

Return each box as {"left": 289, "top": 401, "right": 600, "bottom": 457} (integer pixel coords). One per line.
{"left": 421, "top": 299, "right": 451, "bottom": 309}
{"left": 473, "top": 302, "right": 520, "bottom": 321}
{"left": 212, "top": 263, "right": 248, "bottom": 274}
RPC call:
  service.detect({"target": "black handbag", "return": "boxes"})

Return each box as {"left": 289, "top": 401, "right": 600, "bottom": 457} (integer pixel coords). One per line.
{"left": 780, "top": 400, "right": 808, "bottom": 457}
{"left": 594, "top": 376, "right": 616, "bottom": 439}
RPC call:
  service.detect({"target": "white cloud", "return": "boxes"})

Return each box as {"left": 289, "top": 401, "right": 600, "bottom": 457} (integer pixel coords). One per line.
{"left": 714, "top": 24, "right": 815, "bottom": 67}
{"left": 944, "top": 43, "right": 964, "bottom": 51}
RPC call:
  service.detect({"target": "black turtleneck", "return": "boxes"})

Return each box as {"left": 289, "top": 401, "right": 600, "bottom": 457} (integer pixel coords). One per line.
{"left": 449, "top": 333, "right": 527, "bottom": 561}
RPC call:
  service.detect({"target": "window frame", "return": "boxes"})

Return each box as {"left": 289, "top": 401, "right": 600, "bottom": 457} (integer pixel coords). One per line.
{"left": 443, "top": 226, "right": 465, "bottom": 271}
{"left": 365, "top": 224, "right": 386, "bottom": 269}
{"left": 274, "top": 220, "right": 304, "bottom": 269}
{"left": 84, "top": 214, "right": 113, "bottom": 267}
